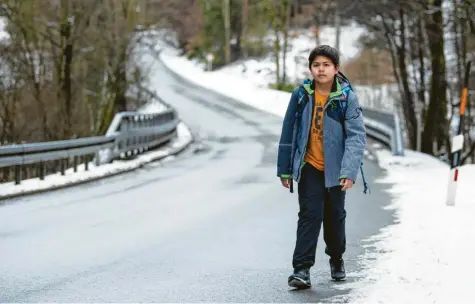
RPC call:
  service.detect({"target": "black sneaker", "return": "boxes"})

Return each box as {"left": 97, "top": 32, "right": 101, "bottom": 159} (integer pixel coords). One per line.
{"left": 288, "top": 268, "right": 311, "bottom": 289}
{"left": 329, "top": 257, "right": 346, "bottom": 281}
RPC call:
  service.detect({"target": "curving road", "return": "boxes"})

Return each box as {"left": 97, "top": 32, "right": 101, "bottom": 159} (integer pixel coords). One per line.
{"left": 0, "top": 54, "right": 394, "bottom": 302}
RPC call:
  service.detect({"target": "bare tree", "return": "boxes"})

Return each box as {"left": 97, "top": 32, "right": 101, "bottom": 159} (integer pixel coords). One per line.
{"left": 0, "top": 0, "right": 149, "bottom": 141}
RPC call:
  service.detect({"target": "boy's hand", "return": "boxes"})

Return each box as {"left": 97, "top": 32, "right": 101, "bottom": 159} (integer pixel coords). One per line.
{"left": 280, "top": 177, "right": 292, "bottom": 188}
{"left": 340, "top": 178, "right": 354, "bottom": 191}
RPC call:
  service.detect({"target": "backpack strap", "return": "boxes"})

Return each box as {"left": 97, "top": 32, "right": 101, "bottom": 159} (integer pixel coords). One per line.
{"left": 296, "top": 85, "right": 309, "bottom": 116}
{"left": 340, "top": 86, "right": 351, "bottom": 138}
{"left": 342, "top": 87, "right": 370, "bottom": 194}
{"left": 360, "top": 163, "right": 370, "bottom": 194}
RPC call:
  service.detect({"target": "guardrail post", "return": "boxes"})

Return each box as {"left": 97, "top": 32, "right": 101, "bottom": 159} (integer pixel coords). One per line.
{"left": 139, "top": 115, "right": 144, "bottom": 153}
{"left": 393, "top": 112, "right": 405, "bottom": 156}
{"left": 84, "top": 155, "right": 89, "bottom": 171}
{"left": 94, "top": 151, "right": 100, "bottom": 167}
{"left": 60, "top": 159, "right": 66, "bottom": 176}
{"left": 74, "top": 156, "right": 78, "bottom": 172}
{"left": 133, "top": 115, "right": 138, "bottom": 155}
{"left": 124, "top": 117, "right": 131, "bottom": 157}
{"left": 15, "top": 165, "right": 21, "bottom": 185}
{"left": 39, "top": 162, "right": 45, "bottom": 180}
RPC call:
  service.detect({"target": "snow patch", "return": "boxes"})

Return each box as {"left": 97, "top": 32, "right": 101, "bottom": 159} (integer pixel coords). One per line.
{"left": 342, "top": 149, "right": 475, "bottom": 303}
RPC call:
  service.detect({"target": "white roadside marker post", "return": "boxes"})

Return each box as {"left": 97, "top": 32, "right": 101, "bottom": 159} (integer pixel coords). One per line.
{"left": 206, "top": 53, "right": 214, "bottom": 72}
{"left": 447, "top": 60, "right": 472, "bottom": 206}
{"left": 447, "top": 135, "right": 464, "bottom": 206}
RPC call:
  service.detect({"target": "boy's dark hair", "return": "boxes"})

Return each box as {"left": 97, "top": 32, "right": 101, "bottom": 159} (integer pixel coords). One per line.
{"left": 308, "top": 45, "right": 340, "bottom": 69}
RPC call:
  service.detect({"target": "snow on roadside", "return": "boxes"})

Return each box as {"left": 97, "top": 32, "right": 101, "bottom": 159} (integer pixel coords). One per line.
{"left": 340, "top": 150, "right": 475, "bottom": 304}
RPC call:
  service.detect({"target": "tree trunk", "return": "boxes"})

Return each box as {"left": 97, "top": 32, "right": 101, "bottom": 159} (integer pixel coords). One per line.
{"left": 282, "top": 0, "right": 291, "bottom": 84}
{"left": 63, "top": 32, "right": 73, "bottom": 138}
{"left": 274, "top": 29, "right": 281, "bottom": 88}
{"left": 241, "top": 0, "right": 248, "bottom": 59}
{"left": 399, "top": 10, "right": 417, "bottom": 150}
{"left": 422, "top": 0, "right": 448, "bottom": 155}
{"left": 334, "top": 5, "right": 341, "bottom": 50}
{"left": 222, "top": 0, "right": 231, "bottom": 64}
{"left": 454, "top": 0, "right": 463, "bottom": 94}
{"left": 383, "top": 11, "right": 417, "bottom": 150}
{"left": 114, "top": 55, "right": 128, "bottom": 113}
{"left": 417, "top": 17, "right": 426, "bottom": 109}
{"left": 58, "top": 0, "right": 74, "bottom": 139}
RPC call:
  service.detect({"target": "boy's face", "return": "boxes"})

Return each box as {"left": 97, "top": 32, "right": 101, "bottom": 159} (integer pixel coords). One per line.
{"left": 310, "top": 56, "right": 338, "bottom": 85}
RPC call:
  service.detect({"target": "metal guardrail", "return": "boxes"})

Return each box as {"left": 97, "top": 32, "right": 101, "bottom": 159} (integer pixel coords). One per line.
{"left": 105, "top": 108, "right": 178, "bottom": 160}
{"left": 363, "top": 108, "right": 405, "bottom": 156}
{"left": 0, "top": 105, "right": 179, "bottom": 185}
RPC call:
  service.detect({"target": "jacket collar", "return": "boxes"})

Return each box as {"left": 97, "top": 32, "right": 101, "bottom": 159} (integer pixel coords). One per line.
{"left": 302, "top": 76, "right": 343, "bottom": 99}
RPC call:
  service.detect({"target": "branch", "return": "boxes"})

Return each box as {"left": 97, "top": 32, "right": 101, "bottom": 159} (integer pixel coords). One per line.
{"left": 461, "top": 140, "right": 475, "bottom": 163}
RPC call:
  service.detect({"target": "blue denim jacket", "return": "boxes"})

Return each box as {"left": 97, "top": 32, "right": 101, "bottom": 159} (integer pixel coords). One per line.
{"left": 277, "top": 72, "right": 367, "bottom": 190}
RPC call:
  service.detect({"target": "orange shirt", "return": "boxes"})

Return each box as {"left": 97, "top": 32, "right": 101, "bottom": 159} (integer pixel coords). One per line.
{"left": 304, "top": 90, "right": 328, "bottom": 171}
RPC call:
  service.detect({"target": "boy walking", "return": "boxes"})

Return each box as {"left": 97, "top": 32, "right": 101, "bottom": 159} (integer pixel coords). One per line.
{"left": 277, "top": 45, "right": 366, "bottom": 289}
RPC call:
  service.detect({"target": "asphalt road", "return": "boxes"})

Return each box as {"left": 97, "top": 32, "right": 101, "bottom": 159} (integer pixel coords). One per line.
{"left": 0, "top": 56, "right": 395, "bottom": 303}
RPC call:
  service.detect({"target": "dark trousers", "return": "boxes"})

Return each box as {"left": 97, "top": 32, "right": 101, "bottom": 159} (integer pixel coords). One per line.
{"left": 293, "top": 163, "right": 347, "bottom": 270}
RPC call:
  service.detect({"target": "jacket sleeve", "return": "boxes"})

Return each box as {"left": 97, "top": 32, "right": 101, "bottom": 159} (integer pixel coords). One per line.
{"left": 277, "top": 88, "right": 299, "bottom": 178}
{"left": 339, "top": 90, "right": 366, "bottom": 182}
